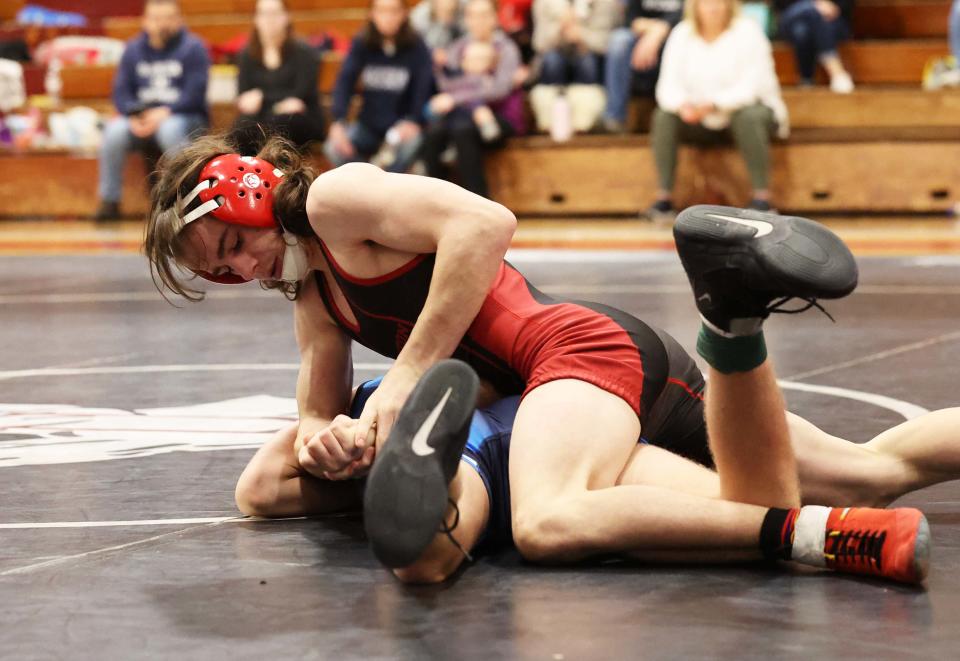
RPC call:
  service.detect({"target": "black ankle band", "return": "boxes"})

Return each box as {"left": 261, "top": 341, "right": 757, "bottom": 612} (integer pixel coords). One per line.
{"left": 760, "top": 508, "right": 795, "bottom": 562}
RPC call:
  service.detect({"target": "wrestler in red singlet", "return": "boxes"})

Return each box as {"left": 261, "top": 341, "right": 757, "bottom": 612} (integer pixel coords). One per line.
{"left": 315, "top": 241, "right": 712, "bottom": 466}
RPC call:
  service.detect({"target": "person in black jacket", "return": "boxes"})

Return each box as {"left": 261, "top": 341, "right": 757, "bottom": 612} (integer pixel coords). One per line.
{"left": 323, "top": 0, "right": 433, "bottom": 173}
{"left": 775, "top": 0, "right": 854, "bottom": 92}
{"left": 232, "top": 0, "right": 325, "bottom": 154}
{"left": 600, "top": 0, "right": 684, "bottom": 133}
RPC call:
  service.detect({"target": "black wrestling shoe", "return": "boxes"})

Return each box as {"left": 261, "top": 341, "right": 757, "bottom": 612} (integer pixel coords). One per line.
{"left": 673, "top": 205, "right": 858, "bottom": 336}
{"left": 363, "top": 359, "right": 479, "bottom": 568}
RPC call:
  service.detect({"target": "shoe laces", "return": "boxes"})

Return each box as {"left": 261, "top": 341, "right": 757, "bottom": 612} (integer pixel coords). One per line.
{"left": 824, "top": 526, "right": 887, "bottom": 570}
{"left": 439, "top": 498, "right": 473, "bottom": 563}
{"left": 765, "top": 296, "right": 836, "bottom": 323}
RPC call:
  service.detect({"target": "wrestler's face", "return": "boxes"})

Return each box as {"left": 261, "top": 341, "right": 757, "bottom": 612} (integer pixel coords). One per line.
{"left": 179, "top": 219, "right": 286, "bottom": 282}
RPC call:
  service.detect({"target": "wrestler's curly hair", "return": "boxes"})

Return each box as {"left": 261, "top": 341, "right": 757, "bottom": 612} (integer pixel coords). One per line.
{"left": 143, "top": 133, "right": 317, "bottom": 302}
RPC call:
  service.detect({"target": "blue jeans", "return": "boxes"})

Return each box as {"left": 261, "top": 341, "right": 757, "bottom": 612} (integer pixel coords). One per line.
{"left": 603, "top": 27, "right": 661, "bottom": 122}
{"left": 951, "top": 0, "right": 960, "bottom": 60}
{"left": 539, "top": 49, "right": 602, "bottom": 85}
{"left": 778, "top": 1, "right": 850, "bottom": 82}
{"left": 322, "top": 121, "right": 423, "bottom": 173}
{"left": 98, "top": 113, "right": 207, "bottom": 202}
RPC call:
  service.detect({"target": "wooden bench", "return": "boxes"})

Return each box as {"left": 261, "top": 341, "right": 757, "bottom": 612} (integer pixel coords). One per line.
{"left": 57, "top": 52, "right": 345, "bottom": 99}
{"left": 102, "top": 11, "right": 365, "bottom": 44}
{"left": 0, "top": 151, "right": 150, "bottom": 218}
{"left": 486, "top": 135, "right": 960, "bottom": 215}
{"left": 174, "top": 0, "right": 369, "bottom": 15}
{"left": 853, "top": 0, "right": 951, "bottom": 39}
{"left": 772, "top": 40, "right": 948, "bottom": 85}
{"left": 2, "top": 129, "right": 956, "bottom": 218}
{"left": 0, "top": 0, "right": 26, "bottom": 21}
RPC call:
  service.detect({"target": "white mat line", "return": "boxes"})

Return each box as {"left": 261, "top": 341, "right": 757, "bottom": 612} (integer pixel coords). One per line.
{"left": 3, "top": 283, "right": 960, "bottom": 305}
{"left": 0, "top": 362, "right": 392, "bottom": 381}
{"left": 777, "top": 380, "right": 928, "bottom": 420}
{"left": 783, "top": 330, "right": 960, "bottom": 381}
{"left": 0, "top": 517, "right": 241, "bottom": 529}
{"left": 0, "top": 519, "right": 235, "bottom": 577}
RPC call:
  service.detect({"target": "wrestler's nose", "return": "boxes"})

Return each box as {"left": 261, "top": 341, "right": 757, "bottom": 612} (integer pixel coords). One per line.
{"left": 229, "top": 253, "right": 258, "bottom": 281}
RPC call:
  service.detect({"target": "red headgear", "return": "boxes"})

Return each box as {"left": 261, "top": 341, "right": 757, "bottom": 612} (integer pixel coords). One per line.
{"left": 180, "top": 154, "right": 285, "bottom": 283}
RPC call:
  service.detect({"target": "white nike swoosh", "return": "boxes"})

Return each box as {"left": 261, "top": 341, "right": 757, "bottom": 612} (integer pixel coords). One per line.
{"left": 705, "top": 212, "right": 774, "bottom": 238}
{"left": 410, "top": 387, "right": 453, "bottom": 457}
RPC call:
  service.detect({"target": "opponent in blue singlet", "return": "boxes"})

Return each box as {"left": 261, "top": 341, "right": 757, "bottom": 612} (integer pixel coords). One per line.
{"left": 351, "top": 378, "right": 518, "bottom": 554}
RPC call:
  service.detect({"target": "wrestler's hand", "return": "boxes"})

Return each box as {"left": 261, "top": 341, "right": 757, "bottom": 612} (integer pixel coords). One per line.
{"left": 354, "top": 362, "right": 422, "bottom": 455}
{"left": 298, "top": 415, "right": 373, "bottom": 480}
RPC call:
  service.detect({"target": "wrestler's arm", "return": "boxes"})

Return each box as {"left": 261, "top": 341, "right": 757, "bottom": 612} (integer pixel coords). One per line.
{"left": 235, "top": 278, "right": 360, "bottom": 517}
{"left": 292, "top": 275, "right": 355, "bottom": 465}
{"left": 306, "top": 163, "right": 516, "bottom": 443}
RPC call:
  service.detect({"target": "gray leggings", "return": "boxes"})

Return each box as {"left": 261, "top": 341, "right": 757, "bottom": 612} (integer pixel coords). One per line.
{"left": 651, "top": 103, "right": 776, "bottom": 192}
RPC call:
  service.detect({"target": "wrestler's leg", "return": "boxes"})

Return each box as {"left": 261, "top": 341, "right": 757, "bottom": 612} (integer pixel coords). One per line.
{"left": 235, "top": 423, "right": 363, "bottom": 517}
{"left": 705, "top": 362, "right": 799, "bottom": 508}
{"left": 789, "top": 409, "right": 960, "bottom": 507}
{"left": 615, "top": 407, "right": 960, "bottom": 509}
{"left": 509, "top": 379, "right": 769, "bottom": 564}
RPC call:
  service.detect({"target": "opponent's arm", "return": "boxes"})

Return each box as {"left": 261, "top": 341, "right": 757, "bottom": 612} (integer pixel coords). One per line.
{"left": 235, "top": 423, "right": 364, "bottom": 518}
{"left": 306, "top": 163, "right": 516, "bottom": 446}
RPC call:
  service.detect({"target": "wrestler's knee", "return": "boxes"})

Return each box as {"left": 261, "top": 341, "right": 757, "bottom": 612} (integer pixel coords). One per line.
{"left": 234, "top": 473, "right": 279, "bottom": 517}
{"left": 512, "top": 499, "right": 582, "bottom": 563}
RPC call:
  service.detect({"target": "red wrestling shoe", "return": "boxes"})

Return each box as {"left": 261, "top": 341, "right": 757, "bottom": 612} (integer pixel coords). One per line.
{"left": 822, "top": 507, "right": 930, "bottom": 584}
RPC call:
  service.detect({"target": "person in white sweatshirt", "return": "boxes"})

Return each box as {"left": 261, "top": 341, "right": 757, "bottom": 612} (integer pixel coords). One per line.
{"left": 648, "top": 0, "right": 788, "bottom": 220}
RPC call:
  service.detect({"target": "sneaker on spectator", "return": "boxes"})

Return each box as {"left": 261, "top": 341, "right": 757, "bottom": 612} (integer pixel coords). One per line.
{"left": 600, "top": 116, "right": 626, "bottom": 134}
{"left": 440, "top": 145, "right": 458, "bottom": 166}
{"left": 748, "top": 198, "right": 777, "bottom": 214}
{"left": 829, "top": 72, "right": 854, "bottom": 94}
{"left": 93, "top": 200, "right": 121, "bottom": 222}
{"left": 477, "top": 117, "right": 502, "bottom": 143}
{"left": 644, "top": 199, "right": 676, "bottom": 225}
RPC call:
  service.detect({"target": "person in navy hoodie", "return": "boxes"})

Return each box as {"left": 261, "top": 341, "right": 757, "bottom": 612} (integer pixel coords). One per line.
{"left": 323, "top": 0, "right": 433, "bottom": 173}
{"left": 95, "top": 0, "right": 210, "bottom": 221}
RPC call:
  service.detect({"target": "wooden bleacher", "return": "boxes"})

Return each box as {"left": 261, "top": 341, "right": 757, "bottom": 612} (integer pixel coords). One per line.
{"left": 853, "top": 0, "right": 951, "bottom": 39}
{"left": 174, "top": 0, "right": 368, "bottom": 14}
{"left": 486, "top": 134, "right": 960, "bottom": 215}
{"left": 1, "top": 0, "right": 957, "bottom": 219}
{"left": 56, "top": 52, "right": 344, "bottom": 99}
{"left": 102, "top": 10, "right": 365, "bottom": 45}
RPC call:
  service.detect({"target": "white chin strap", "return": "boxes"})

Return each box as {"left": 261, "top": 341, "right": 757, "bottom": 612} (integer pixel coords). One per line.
{"left": 280, "top": 234, "right": 310, "bottom": 283}
{"left": 179, "top": 173, "right": 310, "bottom": 284}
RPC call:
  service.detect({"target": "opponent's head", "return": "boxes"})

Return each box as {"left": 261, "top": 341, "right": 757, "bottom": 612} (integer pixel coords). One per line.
{"left": 145, "top": 134, "right": 316, "bottom": 301}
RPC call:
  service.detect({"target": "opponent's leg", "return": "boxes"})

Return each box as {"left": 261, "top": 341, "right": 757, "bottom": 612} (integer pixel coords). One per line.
{"left": 790, "top": 408, "right": 960, "bottom": 507}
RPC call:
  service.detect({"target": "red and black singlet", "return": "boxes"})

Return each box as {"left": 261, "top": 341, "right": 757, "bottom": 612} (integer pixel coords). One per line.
{"left": 314, "top": 241, "right": 703, "bottom": 443}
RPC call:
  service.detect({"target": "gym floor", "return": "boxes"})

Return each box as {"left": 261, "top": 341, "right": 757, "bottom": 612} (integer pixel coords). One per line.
{"left": 2, "top": 245, "right": 959, "bottom": 659}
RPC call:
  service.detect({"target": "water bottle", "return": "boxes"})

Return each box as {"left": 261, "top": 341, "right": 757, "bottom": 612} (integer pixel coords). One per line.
{"left": 45, "top": 59, "right": 62, "bottom": 107}
{"left": 550, "top": 89, "right": 573, "bottom": 143}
